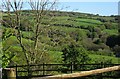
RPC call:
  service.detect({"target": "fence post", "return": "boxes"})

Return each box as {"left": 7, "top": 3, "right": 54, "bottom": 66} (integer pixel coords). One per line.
{"left": 43, "top": 63, "right": 45, "bottom": 76}
{"left": 70, "top": 62, "right": 72, "bottom": 73}
{"left": 99, "top": 62, "right": 103, "bottom": 79}
{"left": 5, "top": 68, "right": 16, "bottom": 79}
{"left": 15, "top": 65, "right": 17, "bottom": 78}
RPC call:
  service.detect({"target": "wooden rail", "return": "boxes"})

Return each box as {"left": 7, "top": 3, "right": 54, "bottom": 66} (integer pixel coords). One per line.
{"left": 6, "top": 63, "right": 120, "bottom": 79}
{"left": 34, "top": 65, "right": 120, "bottom": 79}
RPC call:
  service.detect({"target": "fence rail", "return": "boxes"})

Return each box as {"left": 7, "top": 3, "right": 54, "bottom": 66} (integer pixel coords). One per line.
{"left": 39, "top": 65, "right": 120, "bottom": 79}
{"left": 5, "top": 63, "right": 120, "bottom": 79}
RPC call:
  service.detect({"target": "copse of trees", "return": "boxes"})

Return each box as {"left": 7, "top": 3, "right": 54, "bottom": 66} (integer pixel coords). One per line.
{"left": 106, "top": 35, "right": 120, "bottom": 57}
{"left": 106, "top": 35, "right": 120, "bottom": 48}
{"left": 62, "top": 44, "right": 91, "bottom": 70}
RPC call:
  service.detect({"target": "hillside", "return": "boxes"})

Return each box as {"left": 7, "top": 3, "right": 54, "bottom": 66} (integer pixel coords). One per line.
{"left": 1, "top": 10, "right": 120, "bottom": 67}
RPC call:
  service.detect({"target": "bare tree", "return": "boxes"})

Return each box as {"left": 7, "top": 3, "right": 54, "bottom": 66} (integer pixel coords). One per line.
{"left": 3, "top": 0, "right": 30, "bottom": 63}
{"left": 2, "top": 0, "right": 58, "bottom": 77}
{"left": 28, "top": 0, "right": 58, "bottom": 64}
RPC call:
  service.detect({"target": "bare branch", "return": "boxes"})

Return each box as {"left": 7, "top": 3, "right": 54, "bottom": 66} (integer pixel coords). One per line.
{"left": 8, "top": 0, "right": 15, "bottom": 12}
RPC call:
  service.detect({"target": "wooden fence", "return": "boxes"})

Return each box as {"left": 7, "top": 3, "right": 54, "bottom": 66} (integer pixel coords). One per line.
{"left": 38, "top": 65, "right": 120, "bottom": 79}
{"left": 4, "top": 63, "right": 120, "bottom": 79}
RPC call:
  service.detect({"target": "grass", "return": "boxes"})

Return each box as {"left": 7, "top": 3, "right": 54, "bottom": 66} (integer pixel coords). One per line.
{"left": 2, "top": 36, "right": 34, "bottom": 49}
{"left": 76, "top": 18, "right": 102, "bottom": 25}
{"left": 48, "top": 51, "right": 63, "bottom": 64}
{"left": 53, "top": 16, "right": 70, "bottom": 20}
{"left": 51, "top": 26, "right": 87, "bottom": 35}
{"left": 103, "top": 29, "right": 118, "bottom": 35}
{"left": 89, "top": 54, "right": 119, "bottom": 64}
{"left": 50, "top": 16, "right": 103, "bottom": 27}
